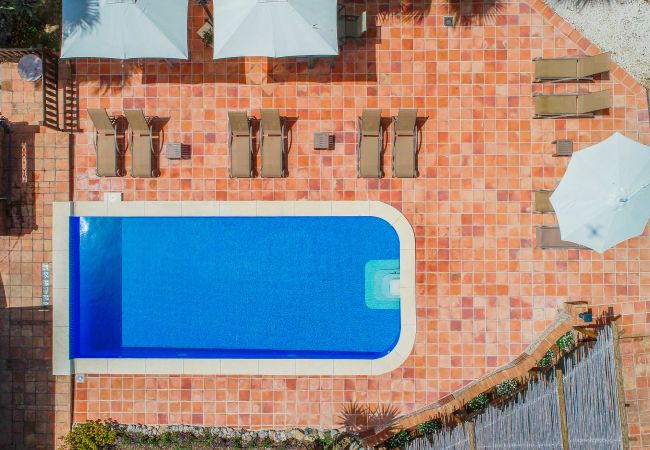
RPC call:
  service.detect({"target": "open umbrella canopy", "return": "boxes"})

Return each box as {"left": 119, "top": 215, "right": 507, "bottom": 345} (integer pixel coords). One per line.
{"left": 550, "top": 132, "right": 650, "bottom": 253}
{"left": 213, "top": 0, "right": 338, "bottom": 59}
{"left": 61, "top": 0, "right": 188, "bottom": 59}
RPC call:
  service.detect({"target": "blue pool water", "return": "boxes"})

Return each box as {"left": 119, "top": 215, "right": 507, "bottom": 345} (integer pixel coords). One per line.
{"left": 69, "top": 216, "right": 401, "bottom": 359}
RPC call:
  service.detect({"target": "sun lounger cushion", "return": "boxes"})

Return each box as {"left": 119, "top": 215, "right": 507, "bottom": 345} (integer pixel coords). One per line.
{"left": 228, "top": 111, "right": 253, "bottom": 178}
{"left": 125, "top": 109, "right": 155, "bottom": 178}
{"left": 393, "top": 109, "right": 418, "bottom": 178}
{"left": 358, "top": 109, "right": 382, "bottom": 178}
{"left": 88, "top": 108, "right": 121, "bottom": 177}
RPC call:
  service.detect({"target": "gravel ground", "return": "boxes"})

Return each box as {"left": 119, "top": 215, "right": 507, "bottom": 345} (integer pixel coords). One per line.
{"left": 545, "top": 0, "right": 650, "bottom": 86}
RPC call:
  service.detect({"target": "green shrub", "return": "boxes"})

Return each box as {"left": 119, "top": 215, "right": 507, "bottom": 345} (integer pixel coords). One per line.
{"left": 495, "top": 379, "right": 518, "bottom": 397}
{"left": 466, "top": 393, "right": 489, "bottom": 412}
{"left": 314, "top": 432, "right": 334, "bottom": 449}
{"left": 201, "top": 26, "right": 213, "bottom": 46}
{"left": 62, "top": 419, "right": 118, "bottom": 450}
{"left": 0, "top": 0, "right": 61, "bottom": 49}
{"left": 556, "top": 332, "right": 575, "bottom": 351}
{"left": 538, "top": 349, "right": 554, "bottom": 367}
{"left": 385, "top": 430, "right": 411, "bottom": 449}
{"left": 416, "top": 419, "right": 442, "bottom": 435}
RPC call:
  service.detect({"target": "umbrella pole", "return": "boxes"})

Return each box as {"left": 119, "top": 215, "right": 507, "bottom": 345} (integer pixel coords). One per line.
{"left": 194, "top": 0, "right": 213, "bottom": 25}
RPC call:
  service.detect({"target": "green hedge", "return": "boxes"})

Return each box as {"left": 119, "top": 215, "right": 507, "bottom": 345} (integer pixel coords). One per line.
{"left": 0, "top": 0, "right": 61, "bottom": 49}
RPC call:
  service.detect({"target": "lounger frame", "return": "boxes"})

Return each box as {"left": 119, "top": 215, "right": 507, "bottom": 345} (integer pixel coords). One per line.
{"left": 391, "top": 111, "right": 419, "bottom": 178}
{"left": 533, "top": 91, "right": 611, "bottom": 119}
{"left": 126, "top": 111, "right": 157, "bottom": 178}
{"left": 536, "top": 226, "right": 588, "bottom": 249}
{"left": 89, "top": 110, "right": 125, "bottom": 177}
{"left": 227, "top": 113, "right": 253, "bottom": 178}
{"left": 534, "top": 189, "right": 554, "bottom": 213}
{"left": 260, "top": 112, "right": 286, "bottom": 178}
{"left": 533, "top": 53, "right": 610, "bottom": 83}
{"left": 356, "top": 113, "right": 383, "bottom": 178}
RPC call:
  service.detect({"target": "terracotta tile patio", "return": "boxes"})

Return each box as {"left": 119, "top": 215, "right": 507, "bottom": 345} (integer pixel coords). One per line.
{"left": 1, "top": 0, "right": 650, "bottom": 448}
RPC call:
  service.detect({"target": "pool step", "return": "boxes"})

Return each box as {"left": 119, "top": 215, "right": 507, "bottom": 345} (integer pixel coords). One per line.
{"left": 364, "top": 259, "right": 400, "bottom": 310}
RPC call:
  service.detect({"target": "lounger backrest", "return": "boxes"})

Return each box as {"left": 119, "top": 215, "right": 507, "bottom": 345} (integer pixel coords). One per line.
{"left": 534, "top": 190, "right": 554, "bottom": 213}
{"left": 358, "top": 109, "right": 382, "bottom": 178}
{"left": 577, "top": 90, "right": 611, "bottom": 114}
{"left": 228, "top": 111, "right": 250, "bottom": 136}
{"left": 261, "top": 109, "right": 282, "bottom": 135}
{"left": 534, "top": 58, "right": 578, "bottom": 80}
{"left": 260, "top": 110, "right": 284, "bottom": 178}
{"left": 87, "top": 109, "right": 115, "bottom": 134}
{"left": 348, "top": 11, "right": 367, "bottom": 38}
{"left": 395, "top": 109, "right": 417, "bottom": 136}
{"left": 577, "top": 52, "right": 610, "bottom": 78}
{"left": 536, "top": 227, "right": 587, "bottom": 249}
{"left": 534, "top": 95, "right": 578, "bottom": 116}
{"left": 124, "top": 109, "right": 150, "bottom": 135}
{"left": 360, "top": 109, "right": 381, "bottom": 136}
{"left": 228, "top": 111, "right": 252, "bottom": 178}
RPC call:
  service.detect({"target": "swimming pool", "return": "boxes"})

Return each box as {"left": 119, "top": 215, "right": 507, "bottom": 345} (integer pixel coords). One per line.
{"left": 53, "top": 201, "right": 415, "bottom": 375}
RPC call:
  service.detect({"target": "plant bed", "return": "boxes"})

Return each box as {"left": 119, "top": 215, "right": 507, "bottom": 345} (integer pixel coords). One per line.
{"left": 61, "top": 421, "right": 360, "bottom": 450}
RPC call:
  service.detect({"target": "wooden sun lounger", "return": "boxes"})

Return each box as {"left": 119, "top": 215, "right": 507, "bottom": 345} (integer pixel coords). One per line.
{"left": 87, "top": 108, "right": 124, "bottom": 177}
{"left": 533, "top": 90, "right": 611, "bottom": 119}
{"left": 534, "top": 190, "right": 554, "bottom": 213}
{"left": 533, "top": 52, "right": 610, "bottom": 83}
{"left": 228, "top": 111, "right": 253, "bottom": 178}
{"left": 0, "top": 123, "right": 6, "bottom": 201}
{"left": 338, "top": 5, "right": 367, "bottom": 42}
{"left": 357, "top": 109, "right": 383, "bottom": 178}
{"left": 536, "top": 226, "right": 588, "bottom": 249}
{"left": 260, "top": 109, "right": 286, "bottom": 178}
{"left": 392, "top": 109, "right": 418, "bottom": 178}
{"left": 125, "top": 109, "right": 157, "bottom": 178}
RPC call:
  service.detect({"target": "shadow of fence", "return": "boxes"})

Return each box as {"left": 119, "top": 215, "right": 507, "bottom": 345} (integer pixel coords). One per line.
{"left": 0, "top": 273, "right": 56, "bottom": 450}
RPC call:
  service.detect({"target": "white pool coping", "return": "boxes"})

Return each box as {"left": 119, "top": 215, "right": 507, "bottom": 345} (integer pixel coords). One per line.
{"left": 52, "top": 200, "right": 416, "bottom": 376}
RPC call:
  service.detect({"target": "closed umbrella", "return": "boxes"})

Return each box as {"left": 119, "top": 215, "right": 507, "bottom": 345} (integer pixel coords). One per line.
{"left": 61, "top": 0, "right": 188, "bottom": 59}
{"left": 550, "top": 132, "right": 650, "bottom": 253}
{"left": 213, "top": 0, "right": 338, "bottom": 59}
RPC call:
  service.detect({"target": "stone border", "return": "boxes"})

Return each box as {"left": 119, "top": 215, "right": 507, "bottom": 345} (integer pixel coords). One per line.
{"left": 52, "top": 201, "right": 416, "bottom": 376}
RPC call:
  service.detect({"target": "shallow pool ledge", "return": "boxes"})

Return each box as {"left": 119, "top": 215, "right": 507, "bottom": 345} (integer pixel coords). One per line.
{"left": 52, "top": 200, "right": 416, "bottom": 376}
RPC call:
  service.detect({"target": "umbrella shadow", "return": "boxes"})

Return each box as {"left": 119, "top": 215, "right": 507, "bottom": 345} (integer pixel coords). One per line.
{"left": 62, "top": 0, "right": 100, "bottom": 39}
{"left": 337, "top": 402, "right": 402, "bottom": 434}
{"left": 375, "top": 0, "right": 434, "bottom": 25}
{"left": 447, "top": 0, "right": 506, "bottom": 27}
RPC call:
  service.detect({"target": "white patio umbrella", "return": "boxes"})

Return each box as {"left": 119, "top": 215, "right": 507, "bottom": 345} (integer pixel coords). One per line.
{"left": 550, "top": 132, "right": 650, "bottom": 253}
{"left": 213, "top": 0, "right": 338, "bottom": 59}
{"left": 61, "top": 0, "right": 188, "bottom": 59}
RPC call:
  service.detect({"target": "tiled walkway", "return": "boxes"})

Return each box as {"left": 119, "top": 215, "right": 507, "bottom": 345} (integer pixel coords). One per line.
{"left": 1, "top": 0, "right": 650, "bottom": 448}
{"left": 0, "top": 64, "right": 72, "bottom": 448}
